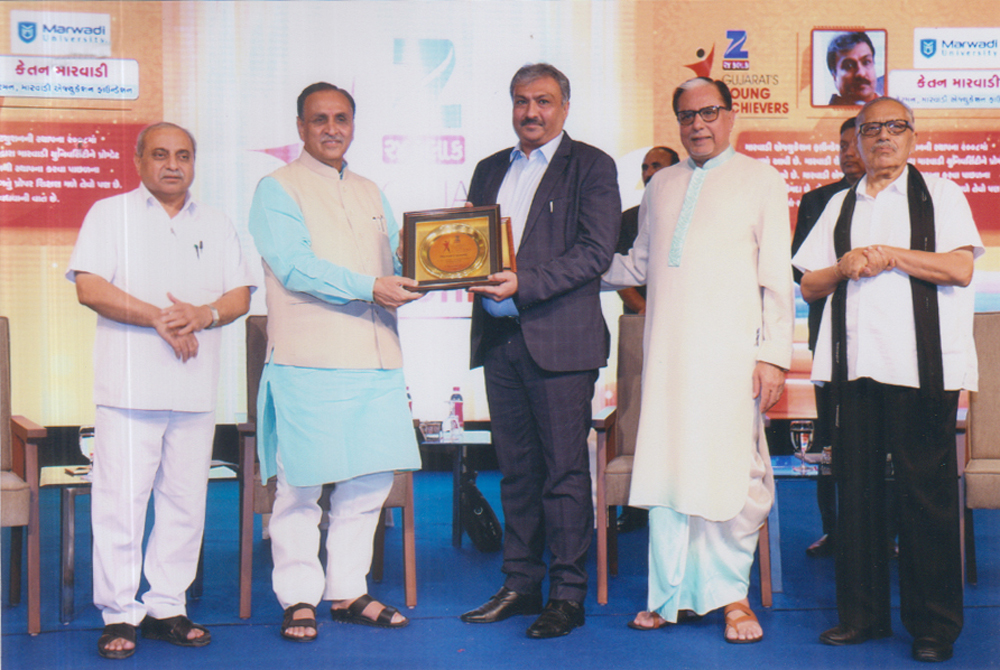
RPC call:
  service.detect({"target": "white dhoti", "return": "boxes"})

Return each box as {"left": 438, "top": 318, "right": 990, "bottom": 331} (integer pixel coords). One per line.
{"left": 647, "top": 448, "right": 772, "bottom": 621}
{"left": 269, "top": 451, "right": 394, "bottom": 609}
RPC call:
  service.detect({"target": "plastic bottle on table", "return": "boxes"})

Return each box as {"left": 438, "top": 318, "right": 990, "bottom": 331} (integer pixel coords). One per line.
{"left": 446, "top": 386, "right": 464, "bottom": 440}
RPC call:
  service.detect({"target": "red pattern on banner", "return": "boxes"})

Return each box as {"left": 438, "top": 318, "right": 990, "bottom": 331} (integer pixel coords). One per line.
{"left": 737, "top": 129, "right": 1000, "bottom": 234}
{"left": 0, "top": 121, "right": 144, "bottom": 229}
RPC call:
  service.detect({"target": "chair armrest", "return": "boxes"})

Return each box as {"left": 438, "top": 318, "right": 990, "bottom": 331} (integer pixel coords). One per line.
{"left": 593, "top": 406, "right": 618, "bottom": 475}
{"left": 237, "top": 421, "right": 256, "bottom": 436}
{"left": 12, "top": 416, "right": 46, "bottom": 440}
{"left": 11, "top": 416, "right": 45, "bottom": 481}
{"left": 592, "top": 406, "right": 617, "bottom": 432}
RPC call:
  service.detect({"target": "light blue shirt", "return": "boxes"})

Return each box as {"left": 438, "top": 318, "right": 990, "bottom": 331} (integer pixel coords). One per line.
{"left": 483, "top": 132, "right": 565, "bottom": 318}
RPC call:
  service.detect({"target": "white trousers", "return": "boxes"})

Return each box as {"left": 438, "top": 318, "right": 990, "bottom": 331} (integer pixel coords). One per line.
{"left": 91, "top": 405, "right": 215, "bottom": 625}
{"left": 270, "top": 451, "right": 393, "bottom": 609}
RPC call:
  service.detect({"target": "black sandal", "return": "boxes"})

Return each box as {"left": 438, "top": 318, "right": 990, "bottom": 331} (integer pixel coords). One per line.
{"left": 98, "top": 622, "right": 137, "bottom": 659}
{"left": 330, "top": 594, "right": 409, "bottom": 629}
{"left": 281, "top": 603, "right": 318, "bottom": 642}
{"left": 139, "top": 614, "right": 211, "bottom": 647}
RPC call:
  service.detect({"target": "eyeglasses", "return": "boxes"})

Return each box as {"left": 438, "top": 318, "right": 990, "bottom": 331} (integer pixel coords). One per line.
{"left": 676, "top": 105, "right": 728, "bottom": 126}
{"left": 858, "top": 120, "right": 913, "bottom": 137}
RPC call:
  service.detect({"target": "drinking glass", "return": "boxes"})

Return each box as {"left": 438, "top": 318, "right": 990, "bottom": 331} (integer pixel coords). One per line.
{"left": 789, "top": 420, "right": 814, "bottom": 475}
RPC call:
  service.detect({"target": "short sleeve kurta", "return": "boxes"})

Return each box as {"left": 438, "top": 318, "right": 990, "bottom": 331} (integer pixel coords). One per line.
{"left": 66, "top": 185, "right": 256, "bottom": 412}
{"left": 604, "top": 150, "right": 794, "bottom": 522}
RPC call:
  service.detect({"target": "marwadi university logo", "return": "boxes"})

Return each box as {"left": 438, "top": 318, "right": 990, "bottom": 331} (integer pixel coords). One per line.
{"left": 920, "top": 39, "right": 936, "bottom": 58}
{"left": 18, "top": 22, "right": 37, "bottom": 44}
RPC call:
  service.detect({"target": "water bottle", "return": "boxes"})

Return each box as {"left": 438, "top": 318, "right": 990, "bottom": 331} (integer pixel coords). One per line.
{"left": 447, "top": 386, "right": 464, "bottom": 440}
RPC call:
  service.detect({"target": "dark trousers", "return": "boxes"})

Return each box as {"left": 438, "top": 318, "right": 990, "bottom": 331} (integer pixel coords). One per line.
{"left": 482, "top": 321, "right": 596, "bottom": 603}
{"left": 813, "top": 382, "right": 837, "bottom": 537}
{"left": 834, "top": 378, "right": 962, "bottom": 643}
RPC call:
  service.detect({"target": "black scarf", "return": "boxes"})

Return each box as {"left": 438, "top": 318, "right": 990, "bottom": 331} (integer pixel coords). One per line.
{"left": 830, "top": 164, "right": 944, "bottom": 407}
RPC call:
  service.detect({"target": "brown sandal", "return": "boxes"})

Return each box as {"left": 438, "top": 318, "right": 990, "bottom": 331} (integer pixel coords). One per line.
{"left": 723, "top": 601, "right": 763, "bottom": 644}
{"left": 627, "top": 611, "right": 670, "bottom": 630}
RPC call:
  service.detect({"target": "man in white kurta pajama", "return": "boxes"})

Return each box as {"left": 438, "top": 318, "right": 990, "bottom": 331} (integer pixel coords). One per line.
{"left": 603, "top": 78, "right": 793, "bottom": 642}
{"left": 69, "top": 123, "right": 254, "bottom": 659}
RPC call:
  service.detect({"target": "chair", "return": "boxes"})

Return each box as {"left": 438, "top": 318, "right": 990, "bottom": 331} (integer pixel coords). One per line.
{"left": 237, "top": 315, "right": 416, "bottom": 618}
{"left": 1, "top": 316, "right": 46, "bottom": 635}
{"left": 594, "top": 314, "right": 772, "bottom": 606}
{"left": 964, "top": 311, "right": 1000, "bottom": 584}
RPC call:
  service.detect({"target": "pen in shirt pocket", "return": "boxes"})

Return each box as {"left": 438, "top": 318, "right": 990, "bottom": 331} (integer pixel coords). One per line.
{"left": 373, "top": 215, "right": 387, "bottom": 233}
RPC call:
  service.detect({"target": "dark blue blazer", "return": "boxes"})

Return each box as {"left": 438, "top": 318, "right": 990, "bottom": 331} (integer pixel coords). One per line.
{"left": 468, "top": 134, "right": 621, "bottom": 372}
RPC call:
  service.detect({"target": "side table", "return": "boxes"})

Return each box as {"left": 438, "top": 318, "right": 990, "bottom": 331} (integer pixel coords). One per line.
{"left": 419, "top": 430, "right": 494, "bottom": 547}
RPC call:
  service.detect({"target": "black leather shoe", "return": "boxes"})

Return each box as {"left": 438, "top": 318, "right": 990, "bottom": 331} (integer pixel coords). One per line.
{"left": 616, "top": 507, "right": 648, "bottom": 533}
{"left": 526, "top": 599, "right": 585, "bottom": 639}
{"left": 805, "top": 534, "right": 835, "bottom": 557}
{"left": 819, "top": 625, "right": 890, "bottom": 646}
{"left": 460, "top": 587, "right": 543, "bottom": 624}
{"left": 913, "top": 637, "right": 953, "bottom": 662}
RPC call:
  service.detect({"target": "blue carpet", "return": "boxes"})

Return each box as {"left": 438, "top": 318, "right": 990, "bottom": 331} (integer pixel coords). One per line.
{"left": 3, "top": 472, "right": 999, "bottom": 669}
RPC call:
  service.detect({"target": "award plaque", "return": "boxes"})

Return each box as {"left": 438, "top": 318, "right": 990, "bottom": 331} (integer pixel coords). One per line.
{"left": 500, "top": 217, "right": 516, "bottom": 272}
{"left": 403, "top": 205, "right": 502, "bottom": 290}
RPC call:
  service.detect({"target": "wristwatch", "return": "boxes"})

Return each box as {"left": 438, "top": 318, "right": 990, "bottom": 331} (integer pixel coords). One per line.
{"left": 207, "top": 305, "right": 221, "bottom": 329}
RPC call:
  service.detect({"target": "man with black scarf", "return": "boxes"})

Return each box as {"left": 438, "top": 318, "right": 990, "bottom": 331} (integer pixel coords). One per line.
{"left": 793, "top": 97, "right": 982, "bottom": 663}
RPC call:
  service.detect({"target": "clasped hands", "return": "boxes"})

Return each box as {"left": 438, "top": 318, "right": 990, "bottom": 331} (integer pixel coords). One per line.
{"left": 155, "top": 293, "right": 212, "bottom": 362}
{"left": 836, "top": 245, "right": 895, "bottom": 282}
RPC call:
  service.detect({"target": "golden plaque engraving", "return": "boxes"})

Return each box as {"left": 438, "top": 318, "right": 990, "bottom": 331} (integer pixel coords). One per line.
{"left": 419, "top": 223, "right": 489, "bottom": 279}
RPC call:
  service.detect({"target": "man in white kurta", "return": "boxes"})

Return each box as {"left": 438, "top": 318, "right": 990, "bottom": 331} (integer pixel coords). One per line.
{"left": 603, "top": 78, "right": 793, "bottom": 642}
{"left": 68, "top": 123, "right": 254, "bottom": 658}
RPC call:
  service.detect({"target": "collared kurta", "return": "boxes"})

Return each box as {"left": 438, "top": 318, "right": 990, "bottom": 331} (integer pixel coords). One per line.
{"left": 792, "top": 171, "right": 984, "bottom": 391}
{"left": 248, "top": 156, "right": 420, "bottom": 488}
{"left": 604, "top": 148, "right": 794, "bottom": 521}
{"left": 67, "top": 184, "right": 256, "bottom": 411}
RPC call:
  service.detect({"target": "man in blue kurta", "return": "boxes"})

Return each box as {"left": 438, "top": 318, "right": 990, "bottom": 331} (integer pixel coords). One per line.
{"left": 248, "top": 82, "right": 422, "bottom": 641}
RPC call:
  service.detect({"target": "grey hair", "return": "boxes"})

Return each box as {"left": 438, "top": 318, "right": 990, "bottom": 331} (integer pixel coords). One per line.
{"left": 857, "top": 96, "right": 915, "bottom": 128}
{"left": 135, "top": 122, "right": 197, "bottom": 157}
{"left": 509, "top": 63, "right": 570, "bottom": 103}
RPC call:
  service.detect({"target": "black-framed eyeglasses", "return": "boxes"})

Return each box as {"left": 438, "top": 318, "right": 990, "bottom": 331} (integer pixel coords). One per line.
{"left": 858, "top": 120, "right": 913, "bottom": 137}
{"left": 676, "top": 105, "right": 728, "bottom": 126}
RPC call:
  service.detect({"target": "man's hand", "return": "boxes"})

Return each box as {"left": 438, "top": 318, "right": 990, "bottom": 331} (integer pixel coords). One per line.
{"left": 469, "top": 271, "right": 518, "bottom": 301}
{"left": 835, "top": 247, "right": 872, "bottom": 281}
{"left": 618, "top": 287, "right": 646, "bottom": 315}
{"left": 373, "top": 276, "right": 422, "bottom": 308}
{"left": 752, "top": 361, "right": 786, "bottom": 414}
{"left": 859, "top": 245, "right": 896, "bottom": 277}
{"left": 161, "top": 293, "right": 213, "bottom": 335}
{"left": 153, "top": 317, "right": 200, "bottom": 362}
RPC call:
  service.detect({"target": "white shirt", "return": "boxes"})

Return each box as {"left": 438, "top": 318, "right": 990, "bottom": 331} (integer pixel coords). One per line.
{"left": 793, "top": 171, "right": 983, "bottom": 391}
{"left": 67, "top": 184, "right": 256, "bottom": 411}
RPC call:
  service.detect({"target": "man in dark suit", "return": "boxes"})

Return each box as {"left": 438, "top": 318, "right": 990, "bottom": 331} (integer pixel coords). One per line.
{"left": 792, "top": 116, "right": 862, "bottom": 558}
{"left": 459, "top": 63, "right": 621, "bottom": 639}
